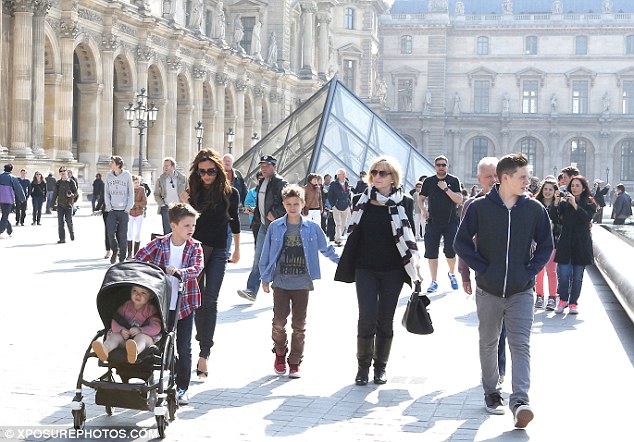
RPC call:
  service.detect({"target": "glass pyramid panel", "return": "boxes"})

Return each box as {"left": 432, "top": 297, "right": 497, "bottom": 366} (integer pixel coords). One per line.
{"left": 234, "top": 79, "right": 435, "bottom": 192}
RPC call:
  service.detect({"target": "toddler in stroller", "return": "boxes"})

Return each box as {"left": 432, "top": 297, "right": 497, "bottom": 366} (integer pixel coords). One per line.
{"left": 91, "top": 284, "right": 162, "bottom": 364}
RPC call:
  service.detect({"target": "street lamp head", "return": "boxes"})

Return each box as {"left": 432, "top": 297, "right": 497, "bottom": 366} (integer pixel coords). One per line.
{"left": 124, "top": 102, "right": 135, "bottom": 122}
{"left": 195, "top": 121, "right": 204, "bottom": 139}
{"left": 148, "top": 103, "right": 158, "bottom": 122}
{"left": 227, "top": 127, "right": 235, "bottom": 143}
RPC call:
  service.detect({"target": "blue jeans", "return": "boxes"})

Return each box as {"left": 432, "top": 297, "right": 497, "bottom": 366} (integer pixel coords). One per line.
{"left": 476, "top": 287, "right": 533, "bottom": 410}
{"left": 32, "top": 196, "right": 44, "bottom": 223}
{"left": 175, "top": 312, "right": 193, "bottom": 392}
{"left": 226, "top": 224, "right": 232, "bottom": 259}
{"left": 557, "top": 262, "right": 586, "bottom": 305}
{"left": 46, "top": 191, "right": 54, "bottom": 212}
{"left": 0, "top": 203, "right": 13, "bottom": 235}
{"left": 106, "top": 210, "right": 129, "bottom": 261}
{"left": 160, "top": 205, "right": 172, "bottom": 235}
{"left": 246, "top": 224, "right": 268, "bottom": 295}
{"left": 91, "top": 194, "right": 99, "bottom": 212}
{"left": 195, "top": 246, "right": 227, "bottom": 358}
{"left": 57, "top": 206, "right": 73, "bottom": 241}
{"left": 355, "top": 268, "right": 405, "bottom": 338}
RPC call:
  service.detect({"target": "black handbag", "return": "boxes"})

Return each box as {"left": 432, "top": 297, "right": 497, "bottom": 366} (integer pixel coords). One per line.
{"left": 402, "top": 282, "right": 434, "bottom": 335}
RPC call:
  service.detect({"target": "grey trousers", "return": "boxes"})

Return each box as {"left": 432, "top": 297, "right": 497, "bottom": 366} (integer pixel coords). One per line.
{"left": 475, "top": 286, "right": 533, "bottom": 409}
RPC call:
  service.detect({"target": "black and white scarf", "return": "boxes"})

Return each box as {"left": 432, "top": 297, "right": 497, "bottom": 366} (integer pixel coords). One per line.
{"left": 348, "top": 186, "right": 420, "bottom": 282}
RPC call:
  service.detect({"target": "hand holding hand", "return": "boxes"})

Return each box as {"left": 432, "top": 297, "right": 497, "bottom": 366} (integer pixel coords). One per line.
{"left": 121, "top": 329, "right": 130, "bottom": 339}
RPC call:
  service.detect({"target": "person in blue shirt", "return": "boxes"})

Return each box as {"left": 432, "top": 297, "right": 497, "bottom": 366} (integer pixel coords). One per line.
{"left": 259, "top": 184, "right": 340, "bottom": 378}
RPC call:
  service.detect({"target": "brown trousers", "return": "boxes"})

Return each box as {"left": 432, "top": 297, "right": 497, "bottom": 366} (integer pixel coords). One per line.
{"left": 272, "top": 287, "right": 310, "bottom": 365}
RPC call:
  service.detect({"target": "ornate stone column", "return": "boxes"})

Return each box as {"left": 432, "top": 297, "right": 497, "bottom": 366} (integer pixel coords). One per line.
{"left": 44, "top": 73, "right": 62, "bottom": 158}
{"left": 299, "top": 2, "right": 317, "bottom": 79}
{"left": 148, "top": 98, "right": 167, "bottom": 169}
{"left": 134, "top": 46, "right": 152, "bottom": 171}
{"left": 253, "top": 86, "right": 264, "bottom": 142}
{"left": 164, "top": 56, "right": 181, "bottom": 160}
{"left": 57, "top": 18, "right": 79, "bottom": 160}
{"left": 176, "top": 104, "right": 193, "bottom": 165}
{"left": 234, "top": 79, "right": 247, "bottom": 156}
{"left": 31, "top": 1, "right": 50, "bottom": 158}
{"left": 9, "top": 0, "right": 35, "bottom": 158}
{"left": 99, "top": 33, "right": 118, "bottom": 166}
{"left": 0, "top": 0, "right": 5, "bottom": 157}
{"left": 214, "top": 73, "right": 227, "bottom": 154}
{"left": 316, "top": 10, "right": 331, "bottom": 81}
{"left": 76, "top": 82, "right": 103, "bottom": 176}
{"left": 269, "top": 91, "right": 283, "bottom": 127}
{"left": 192, "top": 65, "right": 206, "bottom": 131}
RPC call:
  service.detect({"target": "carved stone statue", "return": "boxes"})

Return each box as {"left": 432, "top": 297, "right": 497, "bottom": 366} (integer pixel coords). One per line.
{"left": 376, "top": 79, "right": 388, "bottom": 104}
{"left": 552, "top": 1, "right": 563, "bottom": 14}
{"left": 233, "top": 14, "right": 244, "bottom": 52}
{"left": 502, "top": 93, "right": 510, "bottom": 113}
{"left": 423, "top": 90, "right": 432, "bottom": 112}
{"left": 452, "top": 92, "right": 461, "bottom": 115}
{"left": 428, "top": 0, "right": 448, "bottom": 13}
{"left": 602, "top": 92, "right": 611, "bottom": 113}
{"left": 603, "top": 0, "right": 613, "bottom": 14}
{"left": 252, "top": 21, "right": 262, "bottom": 60}
{"left": 189, "top": 0, "right": 203, "bottom": 33}
{"left": 503, "top": 0, "right": 513, "bottom": 14}
{"left": 214, "top": 2, "right": 226, "bottom": 41}
{"left": 267, "top": 31, "right": 278, "bottom": 66}
{"left": 163, "top": 0, "right": 177, "bottom": 19}
{"left": 455, "top": 1, "right": 465, "bottom": 15}
{"left": 550, "top": 94, "right": 558, "bottom": 113}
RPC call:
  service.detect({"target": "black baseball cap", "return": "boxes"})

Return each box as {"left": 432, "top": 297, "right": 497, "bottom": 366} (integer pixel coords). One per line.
{"left": 259, "top": 155, "right": 277, "bottom": 165}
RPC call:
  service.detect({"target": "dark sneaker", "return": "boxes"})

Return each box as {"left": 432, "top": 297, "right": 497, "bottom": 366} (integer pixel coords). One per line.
{"left": 274, "top": 353, "right": 286, "bottom": 375}
{"left": 448, "top": 273, "right": 459, "bottom": 290}
{"left": 110, "top": 253, "right": 117, "bottom": 264}
{"left": 237, "top": 289, "right": 256, "bottom": 302}
{"left": 289, "top": 364, "right": 301, "bottom": 378}
{"left": 513, "top": 402, "right": 534, "bottom": 429}
{"left": 485, "top": 392, "right": 505, "bottom": 415}
{"left": 535, "top": 295, "right": 544, "bottom": 309}
{"left": 546, "top": 297, "right": 557, "bottom": 311}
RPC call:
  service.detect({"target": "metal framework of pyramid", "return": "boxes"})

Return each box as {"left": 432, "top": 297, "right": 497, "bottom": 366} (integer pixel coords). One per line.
{"left": 234, "top": 79, "right": 435, "bottom": 190}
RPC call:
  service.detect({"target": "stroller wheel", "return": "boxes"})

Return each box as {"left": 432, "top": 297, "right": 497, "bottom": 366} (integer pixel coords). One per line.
{"left": 156, "top": 415, "right": 167, "bottom": 439}
{"left": 72, "top": 403, "right": 86, "bottom": 430}
{"left": 105, "top": 406, "right": 114, "bottom": 416}
{"left": 167, "top": 393, "right": 177, "bottom": 421}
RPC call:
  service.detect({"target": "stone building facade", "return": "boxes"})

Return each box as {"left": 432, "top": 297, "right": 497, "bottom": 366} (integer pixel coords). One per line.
{"left": 381, "top": 0, "right": 634, "bottom": 187}
{"left": 0, "top": 0, "right": 385, "bottom": 186}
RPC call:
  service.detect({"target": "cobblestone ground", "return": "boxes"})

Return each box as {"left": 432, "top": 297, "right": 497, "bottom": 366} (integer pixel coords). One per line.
{"left": 0, "top": 204, "right": 632, "bottom": 441}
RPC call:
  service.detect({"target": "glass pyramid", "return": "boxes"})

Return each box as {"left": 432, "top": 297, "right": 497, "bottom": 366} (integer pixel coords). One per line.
{"left": 234, "top": 79, "right": 436, "bottom": 191}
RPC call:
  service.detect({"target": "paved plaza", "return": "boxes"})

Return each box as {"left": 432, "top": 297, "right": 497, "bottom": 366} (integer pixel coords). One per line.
{"left": 1, "top": 204, "right": 633, "bottom": 441}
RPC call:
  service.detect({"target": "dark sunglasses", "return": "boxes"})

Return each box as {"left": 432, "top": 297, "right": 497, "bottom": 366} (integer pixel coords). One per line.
{"left": 169, "top": 178, "right": 175, "bottom": 188}
{"left": 197, "top": 168, "right": 218, "bottom": 177}
{"left": 435, "top": 163, "right": 447, "bottom": 167}
{"left": 370, "top": 169, "right": 391, "bottom": 178}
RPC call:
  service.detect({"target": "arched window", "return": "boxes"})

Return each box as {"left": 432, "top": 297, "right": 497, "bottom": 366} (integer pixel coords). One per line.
{"left": 345, "top": 8, "right": 354, "bottom": 30}
{"left": 621, "top": 140, "right": 634, "bottom": 181}
{"left": 477, "top": 36, "right": 489, "bottom": 55}
{"left": 520, "top": 138, "right": 538, "bottom": 173}
{"left": 472, "top": 138, "right": 489, "bottom": 177}
{"left": 401, "top": 36, "right": 412, "bottom": 54}
{"left": 570, "top": 138, "right": 587, "bottom": 174}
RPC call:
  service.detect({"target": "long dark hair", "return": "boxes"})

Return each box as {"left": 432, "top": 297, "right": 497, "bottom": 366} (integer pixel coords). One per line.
{"left": 31, "top": 170, "right": 43, "bottom": 185}
{"left": 568, "top": 175, "right": 596, "bottom": 208}
{"left": 188, "top": 149, "right": 232, "bottom": 217}
{"left": 535, "top": 178, "right": 557, "bottom": 207}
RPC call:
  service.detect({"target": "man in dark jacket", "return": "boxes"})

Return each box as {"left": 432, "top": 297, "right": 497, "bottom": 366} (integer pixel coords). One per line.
{"left": 51, "top": 167, "right": 78, "bottom": 243}
{"left": 15, "top": 168, "right": 30, "bottom": 226}
{"left": 45, "top": 172, "right": 56, "bottom": 214}
{"left": 454, "top": 153, "right": 553, "bottom": 429}
{"left": 0, "top": 163, "right": 26, "bottom": 237}
{"left": 328, "top": 168, "right": 352, "bottom": 246}
{"left": 237, "top": 155, "right": 288, "bottom": 302}
{"left": 612, "top": 183, "right": 632, "bottom": 225}
{"left": 592, "top": 180, "right": 610, "bottom": 223}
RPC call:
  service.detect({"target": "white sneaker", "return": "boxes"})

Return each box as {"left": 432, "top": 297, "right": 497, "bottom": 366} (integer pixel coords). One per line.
{"left": 177, "top": 388, "right": 189, "bottom": 405}
{"left": 513, "top": 403, "right": 534, "bottom": 429}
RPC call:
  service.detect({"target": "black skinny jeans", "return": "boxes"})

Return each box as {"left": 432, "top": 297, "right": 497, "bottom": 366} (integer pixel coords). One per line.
{"left": 355, "top": 268, "right": 405, "bottom": 339}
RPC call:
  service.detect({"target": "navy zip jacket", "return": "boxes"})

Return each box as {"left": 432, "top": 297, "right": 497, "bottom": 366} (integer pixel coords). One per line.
{"left": 454, "top": 185, "right": 553, "bottom": 298}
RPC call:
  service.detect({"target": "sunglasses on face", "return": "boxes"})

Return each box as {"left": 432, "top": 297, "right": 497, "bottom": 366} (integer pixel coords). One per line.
{"left": 370, "top": 169, "right": 391, "bottom": 178}
{"left": 435, "top": 163, "right": 447, "bottom": 167}
{"left": 197, "top": 168, "right": 218, "bottom": 177}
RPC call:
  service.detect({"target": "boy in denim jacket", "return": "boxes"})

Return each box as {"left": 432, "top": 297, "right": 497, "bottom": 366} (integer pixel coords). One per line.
{"left": 259, "top": 184, "right": 340, "bottom": 378}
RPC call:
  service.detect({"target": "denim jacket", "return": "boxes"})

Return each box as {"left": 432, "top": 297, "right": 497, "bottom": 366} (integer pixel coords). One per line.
{"left": 259, "top": 214, "right": 340, "bottom": 284}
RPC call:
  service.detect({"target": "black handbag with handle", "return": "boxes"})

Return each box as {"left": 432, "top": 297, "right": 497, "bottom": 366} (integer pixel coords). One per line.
{"left": 402, "top": 282, "right": 434, "bottom": 335}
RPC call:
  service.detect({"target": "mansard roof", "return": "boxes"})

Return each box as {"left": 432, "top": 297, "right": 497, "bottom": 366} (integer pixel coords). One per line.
{"left": 390, "top": 1, "right": 634, "bottom": 15}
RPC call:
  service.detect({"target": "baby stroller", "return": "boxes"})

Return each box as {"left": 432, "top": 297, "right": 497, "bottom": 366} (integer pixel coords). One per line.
{"left": 71, "top": 261, "right": 182, "bottom": 438}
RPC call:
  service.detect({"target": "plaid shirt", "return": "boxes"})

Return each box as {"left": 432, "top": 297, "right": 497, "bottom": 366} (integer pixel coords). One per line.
{"left": 134, "top": 234, "right": 203, "bottom": 320}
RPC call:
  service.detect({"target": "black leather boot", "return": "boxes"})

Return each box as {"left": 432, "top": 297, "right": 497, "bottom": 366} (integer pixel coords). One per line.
{"left": 373, "top": 336, "right": 393, "bottom": 385}
{"left": 355, "top": 337, "right": 374, "bottom": 386}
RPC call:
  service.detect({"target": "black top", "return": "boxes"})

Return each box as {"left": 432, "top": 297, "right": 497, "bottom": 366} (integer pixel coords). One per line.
{"left": 554, "top": 199, "right": 596, "bottom": 266}
{"left": 92, "top": 178, "right": 104, "bottom": 197}
{"left": 355, "top": 203, "right": 404, "bottom": 272}
{"left": 30, "top": 181, "right": 47, "bottom": 199}
{"left": 192, "top": 187, "right": 241, "bottom": 248}
{"left": 419, "top": 174, "right": 461, "bottom": 224}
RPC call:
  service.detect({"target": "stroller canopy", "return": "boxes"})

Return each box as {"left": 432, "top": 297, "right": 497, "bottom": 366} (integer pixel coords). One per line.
{"left": 96, "top": 262, "right": 173, "bottom": 332}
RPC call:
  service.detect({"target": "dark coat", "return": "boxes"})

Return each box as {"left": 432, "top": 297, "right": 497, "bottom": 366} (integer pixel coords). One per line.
{"left": 554, "top": 199, "right": 596, "bottom": 266}
{"left": 252, "top": 173, "right": 288, "bottom": 229}
{"left": 328, "top": 179, "right": 352, "bottom": 210}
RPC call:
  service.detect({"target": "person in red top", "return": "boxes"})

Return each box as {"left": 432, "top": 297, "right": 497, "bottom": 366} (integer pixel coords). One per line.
{"left": 91, "top": 285, "right": 162, "bottom": 364}
{"left": 134, "top": 203, "right": 204, "bottom": 405}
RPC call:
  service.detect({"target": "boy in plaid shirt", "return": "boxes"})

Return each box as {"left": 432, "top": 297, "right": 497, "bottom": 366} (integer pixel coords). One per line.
{"left": 135, "top": 203, "right": 203, "bottom": 405}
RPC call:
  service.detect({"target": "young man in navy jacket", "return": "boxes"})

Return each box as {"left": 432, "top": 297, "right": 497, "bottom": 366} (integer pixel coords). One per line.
{"left": 454, "top": 153, "right": 553, "bottom": 429}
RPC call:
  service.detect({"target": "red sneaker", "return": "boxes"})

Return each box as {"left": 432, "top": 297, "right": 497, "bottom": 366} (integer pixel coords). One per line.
{"left": 274, "top": 353, "right": 286, "bottom": 375}
{"left": 289, "top": 364, "right": 301, "bottom": 379}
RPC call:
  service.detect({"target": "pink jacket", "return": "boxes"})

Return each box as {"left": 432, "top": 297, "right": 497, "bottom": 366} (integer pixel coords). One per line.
{"left": 111, "top": 300, "right": 161, "bottom": 338}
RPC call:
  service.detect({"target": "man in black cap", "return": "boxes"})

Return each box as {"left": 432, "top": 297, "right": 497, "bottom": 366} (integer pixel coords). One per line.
{"left": 237, "top": 155, "right": 288, "bottom": 302}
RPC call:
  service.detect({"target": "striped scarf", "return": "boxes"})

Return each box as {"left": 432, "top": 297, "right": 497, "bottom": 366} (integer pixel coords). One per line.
{"left": 347, "top": 186, "right": 420, "bottom": 282}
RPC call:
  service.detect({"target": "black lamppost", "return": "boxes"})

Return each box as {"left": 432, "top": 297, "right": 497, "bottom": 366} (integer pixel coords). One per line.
{"left": 124, "top": 88, "right": 158, "bottom": 176}
{"left": 226, "top": 127, "right": 235, "bottom": 154}
{"left": 195, "top": 121, "right": 204, "bottom": 150}
{"left": 251, "top": 132, "right": 259, "bottom": 146}
{"left": 606, "top": 167, "right": 610, "bottom": 184}
{"left": 553, "top": 166, "right": 558, "bottom": 178}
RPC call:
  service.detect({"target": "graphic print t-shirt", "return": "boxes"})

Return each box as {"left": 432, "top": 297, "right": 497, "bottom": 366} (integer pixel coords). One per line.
{"left": 272, "top": 222, "right": 313, "bottom": 290}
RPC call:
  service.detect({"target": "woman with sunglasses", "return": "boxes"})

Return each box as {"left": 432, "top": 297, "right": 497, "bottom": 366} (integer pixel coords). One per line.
{"left": 553, "top": 175, "right": 596, "bottom": 315}
{"left": 335, "top": 156, "right": 421, "bottom": 386}
{"left": 181, "top": 148, "right": 241, "bottom": 379}
{"left": 30, "top": 171, "right": 47, "bottom": 225}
